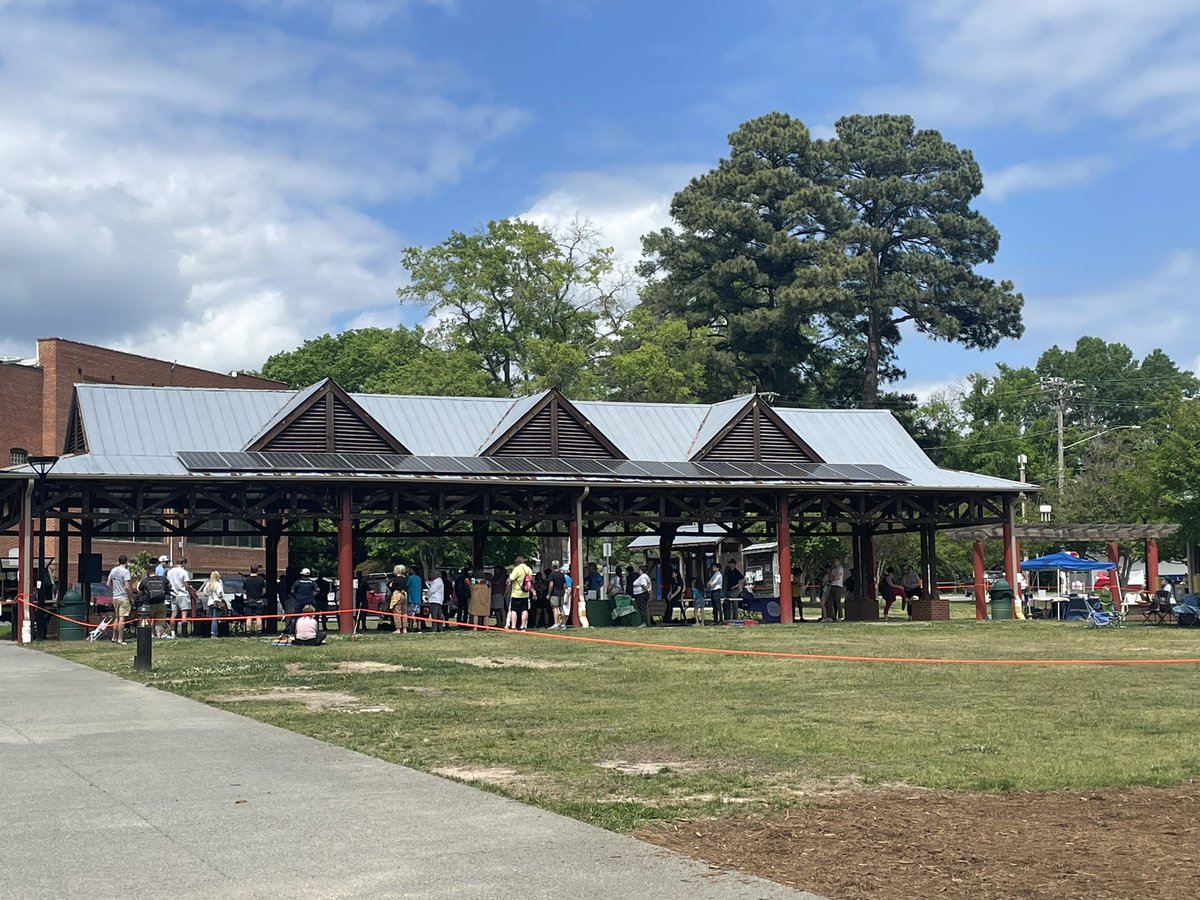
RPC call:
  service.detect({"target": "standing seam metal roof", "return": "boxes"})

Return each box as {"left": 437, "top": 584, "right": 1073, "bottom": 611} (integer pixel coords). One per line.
{"left": 53, "top": 383, "right": 1027, "bottom": 491}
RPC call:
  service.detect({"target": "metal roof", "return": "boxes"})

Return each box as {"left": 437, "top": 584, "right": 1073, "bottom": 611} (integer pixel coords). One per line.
{"left": 12, "top": 382, "right": 1029, "bottom": 493}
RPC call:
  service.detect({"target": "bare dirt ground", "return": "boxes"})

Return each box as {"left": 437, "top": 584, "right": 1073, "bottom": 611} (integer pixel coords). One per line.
{"left": 638, "top": 781, "right": 1200, "bottom": 899}
{"left": 449, "top": 655, "right": 586, "bottom": 669}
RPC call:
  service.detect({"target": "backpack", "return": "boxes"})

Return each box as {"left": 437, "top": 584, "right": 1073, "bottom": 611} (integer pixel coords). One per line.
{"left": 522, "top": 572, "right": 533, "bottom": 593}
{"left": 141, "top": 574, "right": 168, "bottom": 602}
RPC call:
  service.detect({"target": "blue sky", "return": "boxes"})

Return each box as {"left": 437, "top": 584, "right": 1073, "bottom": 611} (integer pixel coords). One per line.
{"left": 2, "top": 0, "right": 1199, "bottom": 398}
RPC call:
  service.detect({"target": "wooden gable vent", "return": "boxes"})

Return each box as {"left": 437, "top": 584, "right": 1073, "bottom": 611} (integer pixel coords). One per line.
{"left": 695, "top": 396, "right": 822, "bottom": 464}
{"left": 63, "top": 396, "right": 88, "bottom": 455}
{"left": 485, "top": 391, "right": 625, "bottom": 459}
{"left": 247, "top": 380, "right": 409, "bottom": 455}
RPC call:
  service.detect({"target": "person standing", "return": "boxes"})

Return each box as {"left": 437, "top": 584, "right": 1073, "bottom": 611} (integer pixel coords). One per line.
{"left": 723, "top": 557, "right": 744, "bottom": 622}
{"left": 406, "top": 567, "right": 424, "bottom": 633}
{"left": 454, "top": 566, "right": 472, "bottom": 626}
{"left": 242, "top": 565, "right": 267, "bottom": 634}
{"left": 828, "top": 559, "right": 845, "bottom": 621}
{"left": 199, "top": 571, "right": 226, "bottom": 637}
{"left": 632, "top": 565, "right": 653, "bottom": 627}
{"left": 166, "top": 558, "right": 191, "bottom": 638}
{"left": 288, "top": 568, "right": 317, "bottom": 634}
{"left": 427, "top": 570, "right": 446, "bottom": 632}
{"left": 901, "top": 565, "right": 923, "bottom": 619}
{"left": 468, "top": 570, "right": 492, "bottom": 628}
{"left": 548, "top": 561, "right": 567, "bottom": 629}
{"left": 387, "top": 565, "right": 408, "bottom": 633}
{"left": 664, "top": 571, "right": 684, "bottom": 624}
{"left": 106, "top": 554, "right": 132, "bottom": 645}
{"left": 137, "top": 565, "right": 171, "bottom": 639}
{"left": 490, "top": 569, "right": 507, "bottom": 629}
{"left": 705, "top": 564, "right": 723, "bottom": 625}
{"left": 507, "top": 555, "right": 533, "bottom": 631}
{"left": 155, "top": 555, "right": 169, "bottom": 577}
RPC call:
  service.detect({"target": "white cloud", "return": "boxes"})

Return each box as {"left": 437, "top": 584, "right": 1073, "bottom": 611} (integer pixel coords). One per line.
{"left": 518, "top": 164, "right": 702, "bottom": 270}
{"left": 0, "top": 2, "right": 526, "bottom": 371}
{"left": 1027, "top": 250, "right": 1200, "bottom": 361}
{"left": 983, "top": 155, "right": 1113, "bottom": 200}
{"left": 871, "top": 0, "right": 1200, "bottom": 141}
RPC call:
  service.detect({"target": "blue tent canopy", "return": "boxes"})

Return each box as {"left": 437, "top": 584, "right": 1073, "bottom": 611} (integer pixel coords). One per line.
{"left": 1020, "top": 551, "right": 1116, "bottom": 572}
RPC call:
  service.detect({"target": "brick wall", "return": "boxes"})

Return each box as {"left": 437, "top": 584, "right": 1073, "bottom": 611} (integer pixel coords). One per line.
{"left": 0, "top": 362, "right": 45, "bottom": 460}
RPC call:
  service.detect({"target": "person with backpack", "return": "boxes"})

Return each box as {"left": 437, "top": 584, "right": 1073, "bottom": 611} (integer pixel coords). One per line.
{"left": 138, "top": 566, "right": 171, "bottom": 638}
{"left": 507, "top": 555, "right": 533, "bottom": 631}
{"left": 242, "top": 565, "right": 267, "bottom": 634}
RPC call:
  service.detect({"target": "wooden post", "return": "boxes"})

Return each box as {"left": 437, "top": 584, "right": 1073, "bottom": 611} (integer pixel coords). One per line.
{"left": 1146, "top": 538, "right": 1159, "bottom": 594}
{"left": 1107, "top": 542, "right": 1123, "bottom": 613}
{"left": 778, "top": 495, "right": 792, "bottom": 624}
{"left": 472, "top": 519, "right": 488, "bottom": 570}
{"left": 337, "top": 489, "right": 354, "bottom": 634}
{"left": 864, "top": 527, "right": 876, "bottom": 602}
{"left": 568, "top": 515, "right": 582, "bottom": 627}
{"left": 1001, "top": 498, "right": 1017, "bottom": 617}
{"left": 263, "top": 519, "right": 280, "bottom": 635}
{"left": 973, "top": 540, "right": 987, "bottom": 620}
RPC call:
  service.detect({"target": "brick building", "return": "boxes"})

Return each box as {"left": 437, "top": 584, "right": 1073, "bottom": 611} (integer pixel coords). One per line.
{"left": 1, "top": 338, "right": 289, "bottom": 584}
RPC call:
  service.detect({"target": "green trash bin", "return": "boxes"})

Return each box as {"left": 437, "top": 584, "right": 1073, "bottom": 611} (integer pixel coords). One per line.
{"left": 59, "top": 588, "right": 87, "bottom": 640}
{"left": 988, "top": 587, "right": 1014, "bottom": 621}
{"left": 587, "top": 595, "right": 613, "bottom": 627}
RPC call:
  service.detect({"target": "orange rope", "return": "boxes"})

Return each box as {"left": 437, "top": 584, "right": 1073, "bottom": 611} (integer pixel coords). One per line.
{"left": 18, "top": 597, "right": 1200, "bottom": 667}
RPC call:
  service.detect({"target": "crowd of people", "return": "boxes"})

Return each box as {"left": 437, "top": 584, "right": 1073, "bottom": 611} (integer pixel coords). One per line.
{"left": 95, "top": 550, "right": 936, "bottom": 645}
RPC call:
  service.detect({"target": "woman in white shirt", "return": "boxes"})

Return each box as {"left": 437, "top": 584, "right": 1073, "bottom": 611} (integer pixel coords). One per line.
{"left": 199, "top": 571, "right": 226, "bottom": 638}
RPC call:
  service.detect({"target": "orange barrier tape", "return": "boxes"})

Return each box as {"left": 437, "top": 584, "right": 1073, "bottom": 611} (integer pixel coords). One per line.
{"left": 19, "top": 599, "right": 1200, "bottom": 667}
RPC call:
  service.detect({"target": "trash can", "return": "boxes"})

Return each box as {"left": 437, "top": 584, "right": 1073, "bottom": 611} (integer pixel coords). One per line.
{"left": 587, "top": 595, "right": 613, "bottom": 627}
{"left": 989, "top": 587, "right": 1014, "bottom": 621}
{"left": 59, "top": 588, "right": 87, "bottom": 641}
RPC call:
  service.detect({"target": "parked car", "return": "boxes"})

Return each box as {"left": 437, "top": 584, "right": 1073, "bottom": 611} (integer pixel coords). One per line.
{"left": 364, "top": 572, "right": 389, "bottom": 610}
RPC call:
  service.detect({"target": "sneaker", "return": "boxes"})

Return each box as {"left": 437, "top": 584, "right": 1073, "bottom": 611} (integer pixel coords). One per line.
{"left": 519, "top": 626, "right": 528, "bottom": 632}
{"left": 168, "top": 631, "right": 176, "bottom": 639}
{"left": 115, "top": 640, "right": 126, "bottom": 645}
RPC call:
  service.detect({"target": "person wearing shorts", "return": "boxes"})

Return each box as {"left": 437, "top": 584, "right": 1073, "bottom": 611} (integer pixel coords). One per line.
{"left": 490, "top": 570, "right": 507, "bottom": 628}
{"left": 106, "top": 555, "right": 132, "bottom": 644}
{"left": 507, "top": 555, "right": 533, "bottom": 631}
{"left": 167, "top": 558, "right": 191, "bottom": 638}
{"left": 548, "top": 561, "right": 566, "bottom": 629}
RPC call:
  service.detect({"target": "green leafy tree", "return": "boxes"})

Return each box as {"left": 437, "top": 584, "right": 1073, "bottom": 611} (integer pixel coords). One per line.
{"left": 601, "top": 307, "right": 711, "bottom": 402}
{"left": 641, "top": 112, "right": 1024, "bottom": 407}
{"left": 259, "top": 326, "right": 495, "bottom": 396}
{"left": 399, "top": 219, "right": 620, "bottom": 396}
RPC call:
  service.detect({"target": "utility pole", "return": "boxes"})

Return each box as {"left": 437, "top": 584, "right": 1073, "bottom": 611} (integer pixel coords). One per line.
{"left": 1040, "top": 377, "right": 1081, "bottom": 493}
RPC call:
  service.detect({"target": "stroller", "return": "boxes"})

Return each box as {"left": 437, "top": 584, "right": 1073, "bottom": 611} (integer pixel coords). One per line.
{"left": 87, "top": 616, "right": 112, "bottom": 641}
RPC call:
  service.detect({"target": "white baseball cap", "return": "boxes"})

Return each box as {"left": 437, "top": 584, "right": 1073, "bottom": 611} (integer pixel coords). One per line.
{"left": 300, "top": 567, "right": 311, "bottom": 575}
{"left": 158, "top": 555, "right": 169, "bottom": 562}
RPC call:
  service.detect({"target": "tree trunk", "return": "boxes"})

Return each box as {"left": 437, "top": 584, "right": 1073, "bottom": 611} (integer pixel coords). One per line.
{"left": 863, "top": 305, "right": 881, "bottom": 409}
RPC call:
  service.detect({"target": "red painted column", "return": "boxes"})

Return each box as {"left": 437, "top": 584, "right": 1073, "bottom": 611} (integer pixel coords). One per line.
{"left": 1107, "top": 542, "right": 1123, "bottom": 613}
{"left": 1002, "top": 504, "right": 1016, "bottom": 604}
{"left": 778, "top": 495, "right": 792, "bottom": 624}
{"left": 337, "top": 488, "right": 354, "bottom": 634}
{"left": 1146, "top": 539, "right": 1159, "bottom": 594}
{"left": 973, "top": 540, "right": 987, "bottom": 620}
{"left": 568, "top": 517, "right": 582, "bottom": 627}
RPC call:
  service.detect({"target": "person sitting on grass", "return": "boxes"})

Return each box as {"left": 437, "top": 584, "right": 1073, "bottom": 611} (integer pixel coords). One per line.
{"left": 293, "top": 604, "right": 325, "bottom": 646}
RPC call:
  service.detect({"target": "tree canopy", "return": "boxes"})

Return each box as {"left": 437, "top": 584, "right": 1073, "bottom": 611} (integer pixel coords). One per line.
{"left": 640, "top": 112, "right": 1024, "bottom": 406}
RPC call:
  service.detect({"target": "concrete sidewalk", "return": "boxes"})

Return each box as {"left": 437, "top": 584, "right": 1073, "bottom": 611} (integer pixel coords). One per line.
{"left": 0, "top": 643, "right": 817, "bottom": 899}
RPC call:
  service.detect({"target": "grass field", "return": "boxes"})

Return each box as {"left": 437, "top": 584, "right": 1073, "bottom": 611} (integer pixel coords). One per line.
{"left": 44, "top": 618, "right": 1200, "bottom": 832}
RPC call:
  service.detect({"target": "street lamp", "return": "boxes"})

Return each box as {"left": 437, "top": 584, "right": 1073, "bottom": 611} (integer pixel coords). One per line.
{"left": 25, "top": 455, "right": 59, "bottom": 643}
{"left": 1017, "top": 453, "right": 1028, "bottom": 520}
{"left": 1057, "top": 425, "right": 1141, "bottom": 492}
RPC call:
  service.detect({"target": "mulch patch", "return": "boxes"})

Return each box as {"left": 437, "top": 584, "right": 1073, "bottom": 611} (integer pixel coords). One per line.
{"left": 637, "top": 781, "right": 1200, "bottom": 899}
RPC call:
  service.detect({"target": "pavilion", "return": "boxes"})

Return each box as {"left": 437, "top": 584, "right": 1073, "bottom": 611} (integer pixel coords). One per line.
{"left": 2, "top": 379, "right": 1030, "bottom": 636}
